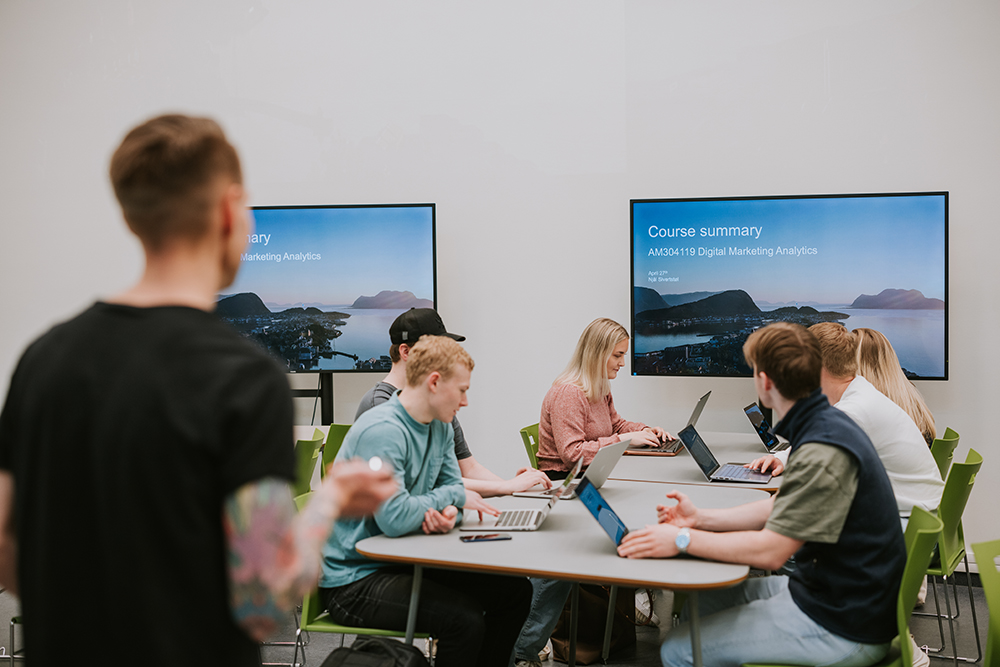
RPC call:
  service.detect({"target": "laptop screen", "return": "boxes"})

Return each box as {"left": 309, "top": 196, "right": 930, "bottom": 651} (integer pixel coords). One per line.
{"left": 678, "top": 425, "right": 720, "bottom": 479}
{"left": 686, "top": 391, "right": 711, "bottom": 429}
{"left": 743, "top": 403, "right": 780, "bottom": 450}
{"left": 577, "top": 478, "right": 629, "bottom": 546}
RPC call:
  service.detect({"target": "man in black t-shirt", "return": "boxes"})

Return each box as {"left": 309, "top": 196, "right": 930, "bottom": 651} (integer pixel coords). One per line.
{"left": 0, "top": 115, "right": 395, "bottom": 667}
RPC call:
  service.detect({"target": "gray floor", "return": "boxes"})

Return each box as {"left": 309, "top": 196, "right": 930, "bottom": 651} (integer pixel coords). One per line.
{"left": 0, "top": 577, "right": 991, "bottom": 666}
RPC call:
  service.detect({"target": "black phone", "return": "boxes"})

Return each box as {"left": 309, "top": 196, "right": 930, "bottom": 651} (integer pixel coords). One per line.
{"left": 460, "top": 533, "right": 512, "bottom": 543}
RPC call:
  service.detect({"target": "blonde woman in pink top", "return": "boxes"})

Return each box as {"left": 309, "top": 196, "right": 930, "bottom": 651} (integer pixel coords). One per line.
{"left": 536, "top": 318, "right": 671, "bottom": 478}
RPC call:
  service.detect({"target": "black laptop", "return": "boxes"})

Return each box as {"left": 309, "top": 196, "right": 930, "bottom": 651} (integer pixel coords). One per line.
{"left": 678, "top": 424, "right": 772, "bottom": 484}
{"left": 742, "top": 403, "right": 787, "bottom": 452}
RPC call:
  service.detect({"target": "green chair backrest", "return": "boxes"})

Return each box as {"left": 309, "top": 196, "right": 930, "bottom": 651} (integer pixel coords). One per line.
{"left": 930, "top": 427, "right": 961, "bottom": 480}
{"left": 930, "top": 448, "right": 982, "bottom": 577}
{"left": 292, "top": 435, "right": 324, "bottom": 497}
{"left": 971, "top": 538, "right": 1000, "bottom": 667}
{"left": 320, "top": 424, "right": 351, "bottom": 479}
{"left": 897, "top": 508, "right": 947, "bottom": 667}
{"left": 520, "top": 423, "right": 540, "bottom": 469}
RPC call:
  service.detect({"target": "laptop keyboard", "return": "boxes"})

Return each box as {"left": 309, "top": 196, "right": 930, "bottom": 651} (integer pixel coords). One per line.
{"left": 495, "top": 510, "right": 536, "bottom": 528}
{"left": 715, "top": 464, "right": 765, "bottom": 481}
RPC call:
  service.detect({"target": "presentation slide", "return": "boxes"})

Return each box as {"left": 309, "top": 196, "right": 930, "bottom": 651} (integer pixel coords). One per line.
{"left": 218, "top": 204, "right": 436, "bottom": 372}
{"left": 631, "top": 193, "right": 947, "bottom": 379}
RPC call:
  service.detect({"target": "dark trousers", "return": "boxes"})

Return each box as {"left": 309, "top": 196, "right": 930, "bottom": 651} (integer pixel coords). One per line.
{"left": 320, "top": 566, "right": 533, "bottom": 667}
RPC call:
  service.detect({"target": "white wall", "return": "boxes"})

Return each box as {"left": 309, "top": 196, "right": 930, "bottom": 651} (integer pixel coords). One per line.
{"left": 2, "top": 1, "right": 998, "bottom": 546}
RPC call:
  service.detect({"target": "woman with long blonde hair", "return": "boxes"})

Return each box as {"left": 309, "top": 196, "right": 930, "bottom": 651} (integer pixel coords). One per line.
{"left": 535, "top": 318, "right": 669, "bottom": 478}
{"left": 855, "top": 327, "right": 936, "bottom": 446}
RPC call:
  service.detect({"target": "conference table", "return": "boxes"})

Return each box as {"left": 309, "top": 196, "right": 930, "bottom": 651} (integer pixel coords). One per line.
{"left": 613, "top": 430, "right": 785, "bottom": 492}
{"left": 357, "top": 479, "right": 770, "bottom": 667}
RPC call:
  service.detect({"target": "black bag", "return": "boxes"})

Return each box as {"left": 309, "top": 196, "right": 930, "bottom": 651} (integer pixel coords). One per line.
{"left": 550, "top": 585, "right": 637, "bottom": 665}
{"left": 318, "top": 636, "right": 430, "bottom": 667}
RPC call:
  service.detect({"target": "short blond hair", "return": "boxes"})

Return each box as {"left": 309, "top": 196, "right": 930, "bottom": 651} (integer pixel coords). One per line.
{"left": 743, "top": 322, "right": 821, "bottom": 401}
{"left": 808, "top": 322, "right": 858, "bottom": 379}
{"left": 405, "top": 336, "right": 474, "bottom": 387}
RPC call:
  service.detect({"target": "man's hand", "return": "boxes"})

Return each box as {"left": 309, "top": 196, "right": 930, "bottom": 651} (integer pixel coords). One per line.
{"left": 746, "top": 455, "right": 784, "bottom": 475}
{"left": 656, "top": 490, "right": 700, "bottom": 527}
{"left": 325, "top": 459, "right": 398, "bottom": 517}
{"left": 422, "top": 505, "right": 459, "bottom": 534}
{"left": 504, "top": 468, "right": 553, "bottom": 494}
{"left": 618, "top": 524, "right": 681, "bottom": 559}
{"left": 464, "top": 489, "right": 500, "bottom": 521}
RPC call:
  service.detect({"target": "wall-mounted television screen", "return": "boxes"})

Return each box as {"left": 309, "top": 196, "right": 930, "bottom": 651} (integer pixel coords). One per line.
{"left": 217, "top": 203, "right": 436, "bottom": 372}
{"left": 631, "top": 192, "right": 948, "bottom": 380}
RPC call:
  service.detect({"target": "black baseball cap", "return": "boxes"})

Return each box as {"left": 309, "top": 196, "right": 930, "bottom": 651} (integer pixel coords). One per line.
{"left": 389, "top": 308, "right": 466, "bottom": 345}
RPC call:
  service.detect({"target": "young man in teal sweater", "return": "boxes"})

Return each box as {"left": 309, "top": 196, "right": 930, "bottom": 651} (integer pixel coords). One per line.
{"left": 320, "top": 335, "right": 532, "bottom": 667}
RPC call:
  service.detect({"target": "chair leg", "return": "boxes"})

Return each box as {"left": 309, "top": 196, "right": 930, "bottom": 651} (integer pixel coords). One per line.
{"left": 923, "top": 556, "right": 983, "bottom": 663}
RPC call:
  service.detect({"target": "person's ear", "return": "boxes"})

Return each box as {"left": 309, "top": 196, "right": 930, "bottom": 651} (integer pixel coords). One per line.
{"left": 757, "top": 371, "right": 775, "bottom": 393}
{"left": 399, "top": 344, "right": 411, "bottom": 362}
{"left": 426, "top": 371, "right": 441, "bottom": 394}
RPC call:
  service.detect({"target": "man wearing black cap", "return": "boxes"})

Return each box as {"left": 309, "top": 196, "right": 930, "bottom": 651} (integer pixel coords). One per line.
{"left": 356, "top": 308, "right": 551, "bottom": 497}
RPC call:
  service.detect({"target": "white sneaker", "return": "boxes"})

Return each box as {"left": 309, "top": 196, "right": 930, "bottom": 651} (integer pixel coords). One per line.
{"left": 537, "top": 642, "right": 551, "bottom": 661}
{"left": 910, "top": 635, "right": 930, "bottom": 667}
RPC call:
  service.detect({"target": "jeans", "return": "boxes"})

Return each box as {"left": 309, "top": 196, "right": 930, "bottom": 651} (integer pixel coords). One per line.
{"left": 512, "top": 577, "right": 574, "bottom": 662}
{"left": 321, "top": 565, "right": 532, "bottom": 667}
{"left": 661, "top": 577, "right": 891, "bottom": 667}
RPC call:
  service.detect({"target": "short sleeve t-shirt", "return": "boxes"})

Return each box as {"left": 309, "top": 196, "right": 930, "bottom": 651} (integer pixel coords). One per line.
{"left": 356, "top": 380, "right": 472, "bottom": 460}
{"left": 0, "top": 303, "right": 295, "bottom": 667}
{"left": 766, "top": 442, "right": 859, "bottom": 544}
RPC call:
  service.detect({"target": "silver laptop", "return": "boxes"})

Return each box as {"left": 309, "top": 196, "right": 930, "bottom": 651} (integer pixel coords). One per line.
{"left": 627, "top": 391, "right": 711, "bottom": 454}
{"left": 678, "top": 424, "right": 772, "bottom": 484}
{"left": 460, "top": 459, "right": 584, "bottom": 532}
{"left": 512, "top": 439, "right": 630, "bottom": 500}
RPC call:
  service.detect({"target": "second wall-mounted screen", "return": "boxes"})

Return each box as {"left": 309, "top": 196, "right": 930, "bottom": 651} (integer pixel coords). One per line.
{"left": 218, "top": 203, "right": 436, "bottom": 372}
{"left": 631, "top": 192, "right": 948, "bottom": 380}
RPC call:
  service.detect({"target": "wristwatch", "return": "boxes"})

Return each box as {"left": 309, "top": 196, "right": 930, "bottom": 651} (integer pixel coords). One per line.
{"left": 675, "top": 527, "right": 691, "bottom": 554}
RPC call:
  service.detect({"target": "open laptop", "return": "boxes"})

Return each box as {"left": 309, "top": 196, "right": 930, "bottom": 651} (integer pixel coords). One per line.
{"left": 576, "top": 477, "right": 630, "bottom": 550}
{"left": 460, "top": 459, "right": 583, "bottom": 532}
{"left": 743, "top": 403, "right": 787, "bottom": 452}
{"left": 678, "top": 424, "right": 772, "bottom": 484}
{"left": 626, "top": 391, "right": 711, "bottom": 456}
{"left": 512, "top": 439, "right": 630, "bottom": 500}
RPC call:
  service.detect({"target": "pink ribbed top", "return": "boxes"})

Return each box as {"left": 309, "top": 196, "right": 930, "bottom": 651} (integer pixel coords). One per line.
{"left": 536, "top": 382, "right": 645, "bottom": 473}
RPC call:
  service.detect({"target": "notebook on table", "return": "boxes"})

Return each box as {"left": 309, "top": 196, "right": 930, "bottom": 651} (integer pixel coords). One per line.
{"left": 625, "top": 391, "right": 711, "bottom": 457}
{"left": 460, "top": 459, "right": 583, "bottom": 532}
{"left": 677, "top": 424, "right": 772, "bottom": 484}
{"left": 576, "top": 477, "right": 630, "bottom": 550}
{"left": 743, "top": 402, "right": 787, "bottom": 453}
{"left": 513, "top": 439, "right": 630, "bottom": 500}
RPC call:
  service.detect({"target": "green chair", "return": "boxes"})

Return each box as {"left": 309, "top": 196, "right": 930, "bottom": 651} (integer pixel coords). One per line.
{"left": 742, "top": 507, "right": 943, "bottom": 667}
{"left": 930, "top": 427, "right": 961, "bottom": 480}
{"left": 919, "top": 448, "right": 983, "bottom": 663}
{"left": 320, "top": 424, "right": 351, "bottom": 479}
{"left": 292, "top": 432, "right": 324, "bottom": 497}
{"left": 520, "top": 423, "right": 540, "bottom": 469}
{"left": 291, "top": 584, "right": 431, "bottom": 666}
{"left": 971, "top": 539, "right": 1000, "bottom": 667}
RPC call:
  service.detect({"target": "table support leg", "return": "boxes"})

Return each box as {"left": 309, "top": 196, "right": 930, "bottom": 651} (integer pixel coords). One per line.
{"left": 405, "top": 564, "right": 422, "bottom": 645}
{"left": 568, "top": 582, "right": 580, "bottom": 667}
{"left": 689, "top": 590, "right": 702, "bottom": 667}
{"left": 602, "top": 585, "right": 618, "bottom": 663}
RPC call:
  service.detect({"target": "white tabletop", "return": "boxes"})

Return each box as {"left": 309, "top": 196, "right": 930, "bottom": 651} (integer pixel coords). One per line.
{"left": 356, "top": 479, "right": 768, "bottom": 590}
{"left": 611, "top": 431, "right": 784, "bottom": 492}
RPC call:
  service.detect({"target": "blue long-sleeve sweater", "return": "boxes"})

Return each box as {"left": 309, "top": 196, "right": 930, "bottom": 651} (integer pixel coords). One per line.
{"left": 319, "top": 393, "right": 467, "bottom": 588}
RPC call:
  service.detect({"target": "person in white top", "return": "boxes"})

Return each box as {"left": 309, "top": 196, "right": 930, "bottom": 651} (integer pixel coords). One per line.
{"left": 749, "top": 323, "right": 942, "bottom": 521}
